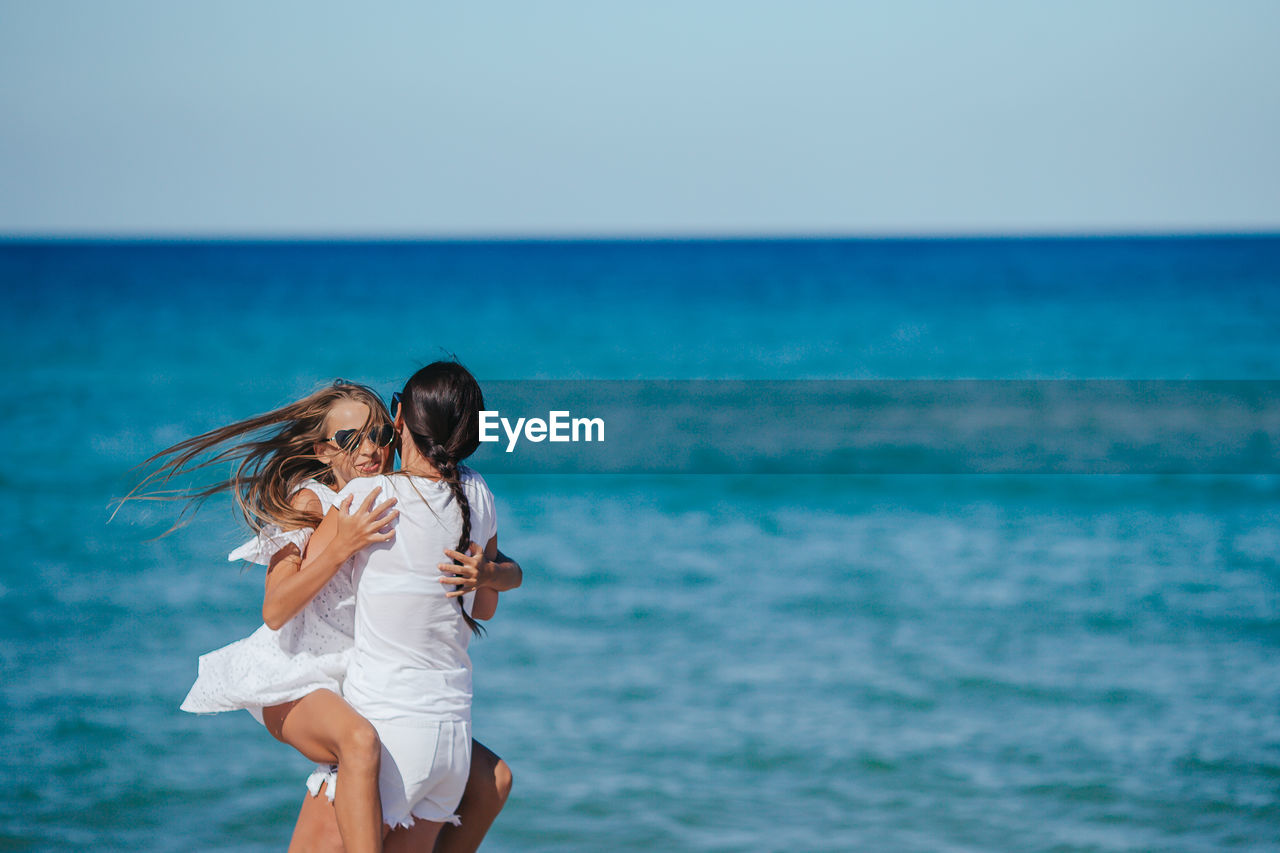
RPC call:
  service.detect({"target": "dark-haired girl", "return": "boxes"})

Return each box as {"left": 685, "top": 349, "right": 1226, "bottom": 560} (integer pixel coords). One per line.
{"left": 302, "top": 362, "right": 511, "bottom": 852}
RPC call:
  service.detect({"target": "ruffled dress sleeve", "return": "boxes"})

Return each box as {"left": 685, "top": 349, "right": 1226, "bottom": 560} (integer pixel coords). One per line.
{"left": 228, "top": 524, "right": 314, "bottom": 566}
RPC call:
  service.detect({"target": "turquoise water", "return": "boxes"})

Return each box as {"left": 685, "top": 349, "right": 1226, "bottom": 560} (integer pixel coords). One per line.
{"left": 2, "top": 237, "right": 1279, "bottom": 851}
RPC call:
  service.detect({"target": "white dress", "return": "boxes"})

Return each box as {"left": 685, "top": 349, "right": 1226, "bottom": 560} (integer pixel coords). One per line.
{"left": 180, "top": 480, "right": 356, "bottom": 724}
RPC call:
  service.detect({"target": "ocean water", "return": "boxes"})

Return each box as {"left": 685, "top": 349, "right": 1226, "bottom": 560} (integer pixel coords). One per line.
{"left": 1, "top": 237, "right": 1279, "bottom": 851}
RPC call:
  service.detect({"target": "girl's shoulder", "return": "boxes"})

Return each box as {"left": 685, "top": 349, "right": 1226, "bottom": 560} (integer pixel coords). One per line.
{"left": 458, "top": 466, "right": 497, "bottom": 540}
{"left": 458, "top": 465, "right": 492, "bottom": 496}
{"left": 287, "top": 479, "right": 336, "bottom": 514}
{"left": 297, "top": 478, "right": 338, "bottom": 503}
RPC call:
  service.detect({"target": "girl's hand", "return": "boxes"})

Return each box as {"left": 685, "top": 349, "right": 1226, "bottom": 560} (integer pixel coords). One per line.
{"left": 439, "top": 542, "right": 491, "bottom": 598}
{"left": 319, "top": 487, "right": 398, "bottom": 560}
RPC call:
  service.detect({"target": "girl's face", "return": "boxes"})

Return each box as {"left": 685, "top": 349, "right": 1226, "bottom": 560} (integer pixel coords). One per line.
{"left": 315, "top": 400, "right": 391, "bottom": 489}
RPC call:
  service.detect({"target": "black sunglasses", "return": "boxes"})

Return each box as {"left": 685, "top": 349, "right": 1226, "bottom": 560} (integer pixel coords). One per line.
{"left": 323, "top": 424, "right": 395, "bottom": 451}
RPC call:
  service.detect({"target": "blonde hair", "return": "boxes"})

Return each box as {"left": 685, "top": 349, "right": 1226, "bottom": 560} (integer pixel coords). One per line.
{"left": 129, "top": 380, "right": 392, "bottom": 533}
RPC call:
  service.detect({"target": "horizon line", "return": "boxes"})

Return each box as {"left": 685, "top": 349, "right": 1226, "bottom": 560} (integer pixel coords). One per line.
{"left": 3, "top": 226, "right": 1280, "bottom": 244}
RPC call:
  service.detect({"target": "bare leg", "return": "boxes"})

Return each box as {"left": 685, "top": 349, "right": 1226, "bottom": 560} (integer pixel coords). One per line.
{"left": 287, "top": 780, "right": 346, "bottom": 853}
{"left": 263, "top": 689, "right": 383, "bottom": 853}
{"left": 385, "top": 820, "right": 444, "bottom": 853}
{"left": 434, "top": 740, "right": 513, "bottom": 853}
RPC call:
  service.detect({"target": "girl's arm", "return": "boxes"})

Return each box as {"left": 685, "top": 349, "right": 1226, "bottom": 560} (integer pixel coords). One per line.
{"left": 440, "top": 539, "right": 522, "bottom": 595}
{"left": 471, "top": 537, "right": 502, "bottom": 621}
{"left": 440, "top": 536, "right": 515, "bottom": 621}
{"left": 262, "top": 488, "right": 398, "bottom": 629}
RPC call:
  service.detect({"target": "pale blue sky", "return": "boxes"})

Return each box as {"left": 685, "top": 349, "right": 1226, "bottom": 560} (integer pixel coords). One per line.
{"left": 2, "top": 1, "right": 1277, "bottom": 237}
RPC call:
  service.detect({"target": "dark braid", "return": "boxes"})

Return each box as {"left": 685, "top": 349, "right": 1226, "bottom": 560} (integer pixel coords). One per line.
{"left": 427, "top": 442, "right": 483, "bottom": 635}
{"left": 399, "top": 363, "right": 487, "bottom": 636}
{"left": 438, "top": 464, "right": 483, "bottom": 637}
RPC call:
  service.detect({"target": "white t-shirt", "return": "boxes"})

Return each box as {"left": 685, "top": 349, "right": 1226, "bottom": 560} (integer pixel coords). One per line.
{"left": 336, "top": 468, "right": 497, "bottom": 723}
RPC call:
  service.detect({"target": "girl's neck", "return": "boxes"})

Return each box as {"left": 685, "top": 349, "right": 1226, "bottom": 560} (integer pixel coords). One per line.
{"left": 324, "top": 468, "right": 352, "bottom": 491}
{"left": 398, "top": 439, "right": 442, "bottom": 480}
{"left": 400, "top": 461, "right": 441, "bottom": 479}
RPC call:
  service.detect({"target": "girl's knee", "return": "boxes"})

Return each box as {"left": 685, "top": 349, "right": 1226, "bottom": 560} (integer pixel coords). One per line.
{"left": 469, "top": 743, "right": 513, "bottom": 806}
{"left": 492, "top": 758, "right": 513, "bottom": 803}
{"left": 337, "top": 718, "right": 381, "bottom": 769}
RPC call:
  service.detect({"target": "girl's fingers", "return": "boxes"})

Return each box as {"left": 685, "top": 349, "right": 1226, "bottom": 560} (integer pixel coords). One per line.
{"left": 440, "top": 579, "right": 473, "bottom": 596}
{"left": 357, "top": 487, "right": 382, "bottom": 514}
{"left": 338, "top": 495, "right": 354, "bottom": 512}
{"left": 372, "top": 497, "right": 398, "bottom": 517}
{"left": 360, "top": 511, "right": 398, "bottom": 536}
{"left": 439, "top": 563, "right": 476, "bottom": 576}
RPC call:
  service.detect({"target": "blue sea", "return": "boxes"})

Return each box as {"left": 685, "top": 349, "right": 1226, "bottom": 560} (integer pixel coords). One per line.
{"left": 2, "top": 237, "right": 1279, "bottom": 852}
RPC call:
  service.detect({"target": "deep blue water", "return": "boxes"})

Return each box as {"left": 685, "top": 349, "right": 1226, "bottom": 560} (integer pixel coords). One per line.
{"left": 2, "top": 237, "right": 1279, "bottom": 851}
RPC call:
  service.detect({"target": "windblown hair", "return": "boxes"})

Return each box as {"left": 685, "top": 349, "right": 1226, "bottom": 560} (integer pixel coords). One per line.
{"left": 129, "top": 381, "right": 392, "bottom": 534}
{"left": 396, "top": 361, "right": 486, "bottom": 636}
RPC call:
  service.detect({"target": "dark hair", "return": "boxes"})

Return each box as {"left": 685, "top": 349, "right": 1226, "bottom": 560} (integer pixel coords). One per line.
{"left": 397, "top": 361, "right": 486, "bottom": 636}
{"left": 126, "top": 381, "right": 393, "bottom": 535}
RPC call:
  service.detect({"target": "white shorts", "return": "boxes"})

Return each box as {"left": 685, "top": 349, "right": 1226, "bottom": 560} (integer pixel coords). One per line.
{"left": 308, "top": 717, "right": 472, "bottom": 829}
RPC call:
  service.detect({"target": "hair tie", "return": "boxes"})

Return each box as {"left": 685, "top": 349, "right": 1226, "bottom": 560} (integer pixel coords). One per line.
{"left": 429, "top": 444, "right": 457, "bottom": 476}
